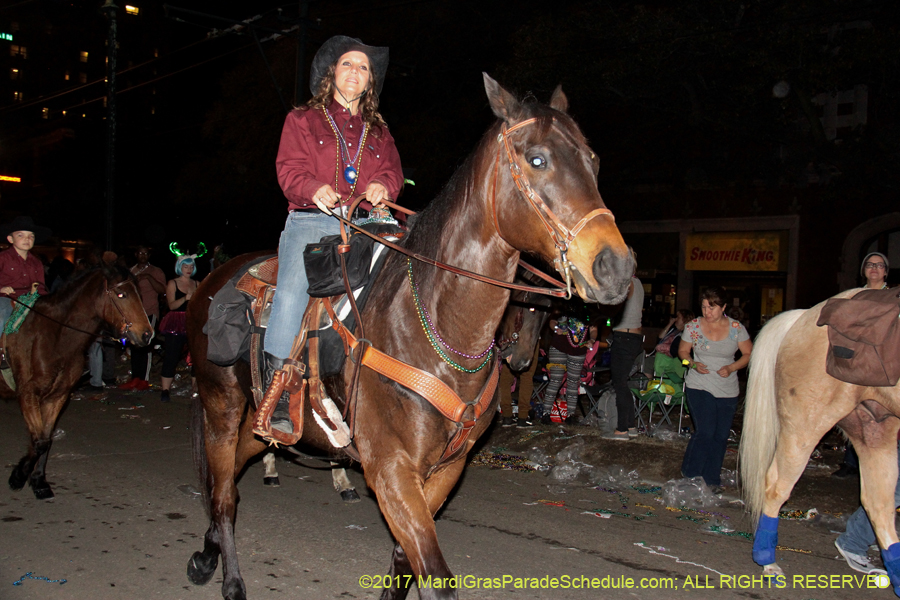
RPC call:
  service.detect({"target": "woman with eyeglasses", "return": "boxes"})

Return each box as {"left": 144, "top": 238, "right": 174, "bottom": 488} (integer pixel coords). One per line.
{"left": 833, "top": 250, "right": 898, "bottom": 573}
{"left": 861, "top": 252, "right": 889, "bottom": 290}
{"left": 832, "top": 251, "right": 892, "bottom": 480}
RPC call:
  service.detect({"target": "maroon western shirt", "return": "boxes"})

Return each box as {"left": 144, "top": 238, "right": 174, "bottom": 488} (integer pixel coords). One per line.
{"left": 275, "top": 99, "right": 403, "bottom": 212}
{"left": 0, "top": 246, "right": 48, "bottom": 297}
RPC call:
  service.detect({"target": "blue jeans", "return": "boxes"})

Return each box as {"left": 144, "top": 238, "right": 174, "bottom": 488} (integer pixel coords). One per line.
{"left": 838, "top": 446, "right": 900, "bottom": 555}
{"left": 0, "top": 297, "right": 12, "bottom": 329}
{"left": 681, "top": 387, "right": 739, "bottom": 486}
{"left": 263, "top": 211, "right": 341, "bottom": 359}
{"left": 89, "top": 339, "right": 104, "bottom": 387}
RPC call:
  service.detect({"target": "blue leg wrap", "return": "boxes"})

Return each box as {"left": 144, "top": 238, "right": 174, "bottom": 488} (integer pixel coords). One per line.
{"left": 752, "top": 514, "right": 779, "bottom": 566}
{"left": 881, "top": 542, "right": 900, "bottom": 596}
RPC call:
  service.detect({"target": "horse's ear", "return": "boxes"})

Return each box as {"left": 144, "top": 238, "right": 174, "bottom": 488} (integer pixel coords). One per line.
{"left": 549, "top": 85, "right": 568, "bottom": 114}
{"left": 483, "top": 73, "right": 521, "bottom": 122}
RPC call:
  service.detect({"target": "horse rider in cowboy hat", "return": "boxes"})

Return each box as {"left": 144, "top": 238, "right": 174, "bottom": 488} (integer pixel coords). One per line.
{"left": 260, "top": 35, "right": 404, "bottom": 439}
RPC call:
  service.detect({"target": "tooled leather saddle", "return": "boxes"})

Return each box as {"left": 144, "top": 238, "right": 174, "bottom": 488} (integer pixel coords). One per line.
{"left": 217, "top": 225, "right": 500, "bottom": 472}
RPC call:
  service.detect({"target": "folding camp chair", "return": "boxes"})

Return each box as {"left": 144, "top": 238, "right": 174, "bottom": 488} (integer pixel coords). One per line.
{"left": 581, "top": 365, "right": 612, "bottom": 421}
{"left": 626, "top": 350, "right": 654, "bottom": 431}
{"left": 527, "top": 348, "right": 550, "bottom": 419}
{"left": 636, "top": 352, "right": 688, "bottom": 436}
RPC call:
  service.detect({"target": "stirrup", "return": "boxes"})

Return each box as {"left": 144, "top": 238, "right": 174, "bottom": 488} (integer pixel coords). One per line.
{"left": 252, "top": 370, "right": 305, "bottom": 446}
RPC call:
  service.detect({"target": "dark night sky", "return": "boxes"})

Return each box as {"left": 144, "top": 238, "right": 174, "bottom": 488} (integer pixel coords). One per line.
{"left": 0, "top": 0, "right": 896, "bottom": 272}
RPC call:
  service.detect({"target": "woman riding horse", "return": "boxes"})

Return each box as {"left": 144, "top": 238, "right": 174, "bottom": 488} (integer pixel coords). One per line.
{"left": 187, "top": 75, "right": 632, "bottom": 600}
{"left": 262, "top": 35, "right": 403, "bottom": 439}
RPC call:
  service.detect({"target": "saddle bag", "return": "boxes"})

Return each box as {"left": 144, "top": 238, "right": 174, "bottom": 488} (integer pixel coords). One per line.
{"left": 203, "top": 275, "right": 254, "bottom": 366}
{"left": 304, "top": 223, "right": 404, "bottom": 298}
{"left": 304, "top": 232, "right": 374, "bottom": 298}
{"left": 816, "top": 288, "right": 900, "bottom": 387}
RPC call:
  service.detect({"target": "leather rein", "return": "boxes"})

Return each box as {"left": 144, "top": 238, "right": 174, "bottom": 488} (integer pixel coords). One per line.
{"left": 7, "top": 278, "right": 138, "bottom": 341}
{"left": 327, "top": 117, "right": 615, "bottom": 300}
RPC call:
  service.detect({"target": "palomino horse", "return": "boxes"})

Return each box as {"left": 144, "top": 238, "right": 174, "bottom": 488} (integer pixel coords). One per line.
{"left": 740, "top": 289, "right": 900, "bottom": 592}
{"left": 186, "top": 74, "right": 632, "bottom": 600}
{"left": 4, "top": 265, "right": 153, "bottom": 500}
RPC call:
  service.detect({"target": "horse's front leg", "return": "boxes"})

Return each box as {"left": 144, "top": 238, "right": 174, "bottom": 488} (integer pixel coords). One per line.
{"left": 26, "top": 393, "right": 70, "bottom": 500}
{"left": 9, "top": 391, "right": 58, "bottom": 500}
{"left": 9, "top": 440, "right": 40, "bottom": 492}
{"left": 373, "top": 459, "right": 466, "bottom": 600}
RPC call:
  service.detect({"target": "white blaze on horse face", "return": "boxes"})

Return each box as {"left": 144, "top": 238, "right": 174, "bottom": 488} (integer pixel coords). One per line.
{"left": 333, "top": 51, "right": 371, "bottom": 102}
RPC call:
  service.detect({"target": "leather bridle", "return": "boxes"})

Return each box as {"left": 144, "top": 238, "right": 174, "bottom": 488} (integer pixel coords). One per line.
{"left": 103, "top": 278, "right": 140, "bottom": 339}
{"left": 7, "top": 276, "right": 141, "bottom": 341}
{"left": 492, "top": 117, "right": 615, "bottom": 299}
{"left": 326, "top": 116, "right": 616, "bottom": 300}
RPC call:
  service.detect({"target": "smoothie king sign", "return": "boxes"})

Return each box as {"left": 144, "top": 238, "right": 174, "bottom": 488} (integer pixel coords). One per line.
{"left": 685, "top": 232, "right": 782, "bottom": 271}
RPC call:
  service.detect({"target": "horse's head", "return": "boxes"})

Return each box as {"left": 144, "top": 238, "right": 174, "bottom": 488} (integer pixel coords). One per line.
{"left": 99, "top": 265, "right": 154, "bottom": 346}
{"left": 483, "top": 74, "right": 633, "bottom": 305}
{"left": 496, "top": 287, "right": 551, "bottom": 371}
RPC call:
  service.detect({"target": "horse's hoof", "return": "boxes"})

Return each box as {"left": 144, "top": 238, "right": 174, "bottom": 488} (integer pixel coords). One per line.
{"left": 340, "top": 488, "right": 361, "bottom": 503}
{"left": 222, "top": 577, "right": 247, "bottom": 600}
{"left": 187, "top": 551, "right": 218, "bottom": 586}
{"left": 32, "top": 486, "right": 54, "bottom": 500}
{"left": 8, "top": 470, "right": 26, "bottom": 491}
{"left": 263, "top": 476, "right": 280, "bottom": 487}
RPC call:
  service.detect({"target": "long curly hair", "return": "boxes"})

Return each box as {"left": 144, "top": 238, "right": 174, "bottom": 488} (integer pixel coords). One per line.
{"left": 303, "top": 64, "right": 386, "bottom": 135}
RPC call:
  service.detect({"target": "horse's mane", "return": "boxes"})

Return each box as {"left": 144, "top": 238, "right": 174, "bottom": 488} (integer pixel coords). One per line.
{"left": 38, "top": 264, "right": 131, "bottom": 316}
{"left": 377, "top": 98, "right": 576, "bottom": 294}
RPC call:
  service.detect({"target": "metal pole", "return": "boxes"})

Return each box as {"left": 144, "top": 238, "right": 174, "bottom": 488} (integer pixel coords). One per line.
{"left": 103, "top": 0, "right": 117, "bottom": 250}
{"left": 294, "top": 0, "right": 309, "bottom": 106}
{"left": 250, "top": 27, "right": 289, "bottom": 114}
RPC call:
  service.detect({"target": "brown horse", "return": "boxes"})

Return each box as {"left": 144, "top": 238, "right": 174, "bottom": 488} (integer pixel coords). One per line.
{"left": 5, "top": 264, "right": 153, "bottom": 500}
{"left": 496, "top": 279, "right": 552, "bottom": 372}
{"left": 740, "top": 289, "right": 900, "bottom": 592}
{"left": 186, "top": 74, "right": 632, "bottom": 600}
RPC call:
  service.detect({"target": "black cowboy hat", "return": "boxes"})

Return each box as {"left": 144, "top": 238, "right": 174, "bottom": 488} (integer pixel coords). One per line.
{"left": 0, "top": 215, "right": 52, "bottom": 243}
{"left": 309, "top": 35, "right": 389, "bottom": 97}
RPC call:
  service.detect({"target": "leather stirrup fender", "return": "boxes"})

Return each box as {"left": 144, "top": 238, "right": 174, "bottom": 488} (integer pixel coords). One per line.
{"left": 252, "top": 370, "right": 306, "bottom": 446}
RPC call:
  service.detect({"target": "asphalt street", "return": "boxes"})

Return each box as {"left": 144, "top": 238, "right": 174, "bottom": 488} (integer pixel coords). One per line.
{"left": 0, "top": 381, "right": 891, "bottom": 600}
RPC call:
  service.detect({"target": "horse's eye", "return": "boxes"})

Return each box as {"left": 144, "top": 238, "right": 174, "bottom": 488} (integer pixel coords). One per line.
{"left": 528, "top": 155, "right": 547, "bottom": 169}
{"left": 117, "top": 292, "right": 126, "bottom": 299}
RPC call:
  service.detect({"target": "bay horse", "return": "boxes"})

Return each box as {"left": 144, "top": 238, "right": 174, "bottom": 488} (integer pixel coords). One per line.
{"left": 740, "top": 288, "right": 900, "bottom": 593}
{"left": 186, "top": 74, "right": 632, "bottom": 600}
{"left": 4, "top": 264, "right": 153, "bottom": 500}
{"left": 496, "top": 278, "right": 552, "bottom": 372}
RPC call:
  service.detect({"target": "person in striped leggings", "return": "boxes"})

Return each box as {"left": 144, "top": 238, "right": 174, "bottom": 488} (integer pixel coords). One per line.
{"left": 540, "top": 313, "right": 596, "bottom": 424}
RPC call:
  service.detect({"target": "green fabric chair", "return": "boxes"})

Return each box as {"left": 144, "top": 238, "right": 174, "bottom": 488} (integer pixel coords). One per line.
{"left": 636, "top": 352, "right": 688, "bottom": 435}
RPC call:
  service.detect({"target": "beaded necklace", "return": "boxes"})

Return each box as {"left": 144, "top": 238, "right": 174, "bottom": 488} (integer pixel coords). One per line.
{"left": 322, "top": 106, "right": 369, "bottom": 197}
{"left": 407, "top": 257, "right": 494, "bottom": 373}
{"left": 562, "top": 317, "right": 591, "bottom": 348}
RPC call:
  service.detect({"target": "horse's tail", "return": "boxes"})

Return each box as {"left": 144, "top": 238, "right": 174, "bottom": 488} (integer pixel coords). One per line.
{"left": 739, "top": 308, "right": 805, "bottom": 524}
{"left": 191, "top": 393, "right": 211, "bottom": 518}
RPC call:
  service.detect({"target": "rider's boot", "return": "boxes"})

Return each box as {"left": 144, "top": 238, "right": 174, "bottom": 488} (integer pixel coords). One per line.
{"left": 264, "top": 352, "right": 293, "bottom": 434}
